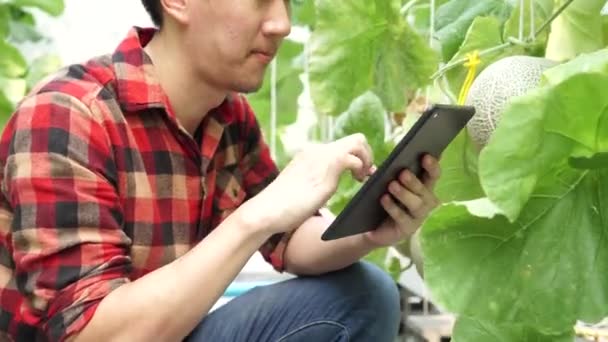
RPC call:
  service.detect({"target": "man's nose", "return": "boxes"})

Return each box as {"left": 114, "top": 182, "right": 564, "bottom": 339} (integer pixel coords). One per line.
{"left": 262, "top": 0, "right": 292, "bottom": 38}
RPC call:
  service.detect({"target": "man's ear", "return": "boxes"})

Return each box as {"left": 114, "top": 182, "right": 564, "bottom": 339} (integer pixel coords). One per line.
{"left": 160, "top": 0, "right": 189, "bottom": 25}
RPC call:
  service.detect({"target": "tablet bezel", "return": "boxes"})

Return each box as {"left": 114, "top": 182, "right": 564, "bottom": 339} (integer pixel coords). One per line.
{"left": 321, "top": 104, "right": 475, "bottom": 241}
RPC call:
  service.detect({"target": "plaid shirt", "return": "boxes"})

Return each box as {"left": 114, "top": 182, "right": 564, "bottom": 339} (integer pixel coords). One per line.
{"left": 0, "top": 27, "right": 290, "bottom": 342}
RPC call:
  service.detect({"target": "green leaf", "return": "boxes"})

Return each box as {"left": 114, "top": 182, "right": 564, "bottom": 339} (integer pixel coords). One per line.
{"left": 434, "top": 131, "right": 484, "bottom": 202}
{"left": 271, "top": 131, "right": 292, "bottom": 170}
{"left": 480, "top": 50, "right": 608, "bottom": 220}
{"left": 327, "top": 173, "right": 362, "bottom": 214}
{"left": 333, "top": 91, "right": 386, "bottom": 153}
{"left": 445, "top": 16, "right": 523, "bottom": 96}
{"left": 603, "top": 11, "right": 608, "bottom": 44}
{"left": 0, "top": 40, "right": 27, "bottom": 78}
{"left": 407, "top": 4, "right": 431, "bottom": 36}
{"left": 421, "top": 186, "right": 608, "bottom": 335}
{"left": 503, "top": 0, "right": 553, "bottom": 41}
{"left": 247, "top": 40, "right": 304, "bottom": 137}
{"left": 309, "top": 0, "right": 437, "bottom": 115}
{"left": 541, "top": 48, "right": 608, "bottom": 85}
{"left": 376, "top": 139, "right": 395, "bottom": 165}
{"left": 0, "top": 77, "right": 26, "bottom": 103}
{"left": 434, "top": 0, "right": 512, "bottom": 62}
{"left": 0, "top": 5, "right": 9, "bottom": 39}
{"left": 326, "top": 140, "right": 394, "bottom": 215}
{"left": 569, "top": 152, "right": 608, "bottom": 169}
{"left": 25, "top": 54, "right": 61, "bottom": 89}
{"left": 9, "top": 20, "right": 43, "bottom": 42}
{"left": 0, "top": 90, "right": 13, "bottom": 128}
{"left": 546, "top": 0, "right": 606, "bottom": 61}
{"left": 8, "top": 0, "right": 65, "bottom": 16}
{"left": 421, "top": 51, "right": 608, "bottom": 338}
{"left": 386, "top": 257, "right": 403, "bottom": 281}
{"left": 291, "top": 0, "right": 315, "bottom": 27}
{"left": 327, "top": 92, "right": 387, "bottom": 215}
{"left": 8, "top": 4, "right": 35, "bottom": 25}
{"left": 452, "top": 316, "right": 574, "bottom": 342}
{"left": 405, "top": 0, "right": 452, "bottom": 36}
{"left": 363, "top": 247, "right": 387, "bottom": 266}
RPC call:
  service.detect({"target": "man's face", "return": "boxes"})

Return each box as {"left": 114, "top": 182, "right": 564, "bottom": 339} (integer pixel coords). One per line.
{"left": 182, "top": 0, "right": 292, "bottom": 93}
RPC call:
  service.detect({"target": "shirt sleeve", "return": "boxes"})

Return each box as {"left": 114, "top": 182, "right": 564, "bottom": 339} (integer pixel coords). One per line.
{"left": 237, "top": 96, "right": 293, "bottom": 272}
{"left": 3, "top": 92, "right": 132, "bottom": 341}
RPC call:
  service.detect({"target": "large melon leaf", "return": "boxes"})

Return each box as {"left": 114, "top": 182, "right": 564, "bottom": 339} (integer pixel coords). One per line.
{"left": 546, "top": 0, "right": 606, "bottom": 61}
{"left": 434, "top": 0, "right": 512, "bottom": 62}
{"left": 421, "top": 49, "right": 608, "bottom": 339}
{"left": 291, "top": 0, "right": 315, "bottom": 27}
{"left": 541, "top": 49, "right": 608, "bottom": 85}
{"left": 327, "top": 92, "right": 390, "bottom": 214}
{"left": 332, "top": 91, "right": 386, "bottom": 154}
{"left": 0, "top": 5, "right": 9, "bottom": 39}
{"left": 308, "top": 0, "right": 437, "bottom": 116}
{"left": 452, "top": 316, "right": 573, "bottom": 341}
{"left": 434, "top": 131, "right": 484, "bottom": 202}
{"left": 0, "top": 40, "right": 27, "bottom": 78}
{"left": 480, "top": 49, "right": 608, "bottom": 220}
{"left": 0, "top": 90, "right": 12, "bottom": 127}
{"left": 8, "top": 0, "right": 64, "bottom": 16}
{"left": 603, "top": 11, "right": 608, "bottom": 44}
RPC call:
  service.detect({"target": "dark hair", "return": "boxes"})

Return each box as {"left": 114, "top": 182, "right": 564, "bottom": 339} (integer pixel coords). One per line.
{"left": 141, "top": 0, "right": 163, "bottom": 27}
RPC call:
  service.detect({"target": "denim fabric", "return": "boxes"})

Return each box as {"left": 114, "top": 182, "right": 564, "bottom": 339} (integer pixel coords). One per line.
{"left": 186, "top": 261, "right": 401, "bottom": 342}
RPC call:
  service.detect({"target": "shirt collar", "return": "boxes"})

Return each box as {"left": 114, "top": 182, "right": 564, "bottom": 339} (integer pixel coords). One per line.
{"left": 112, "top": 27, "right": 167, "bottom": 112}
{"left": 111, "top": 27, "right": 235, "bottom": 125}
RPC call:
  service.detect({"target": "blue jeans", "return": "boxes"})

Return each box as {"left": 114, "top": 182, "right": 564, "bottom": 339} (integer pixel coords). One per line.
{"left": 186, "top": 261, "right": 401, "bottom": 341}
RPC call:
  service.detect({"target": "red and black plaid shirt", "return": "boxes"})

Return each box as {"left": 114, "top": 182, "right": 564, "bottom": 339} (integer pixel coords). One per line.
{"left": 0, "top": 27, "right": 290, "bottom": 341}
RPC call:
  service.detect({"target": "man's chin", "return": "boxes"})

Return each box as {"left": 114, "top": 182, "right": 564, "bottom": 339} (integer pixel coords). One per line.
{"left": 234, "top": 80, "right": 265, "bottom": 94}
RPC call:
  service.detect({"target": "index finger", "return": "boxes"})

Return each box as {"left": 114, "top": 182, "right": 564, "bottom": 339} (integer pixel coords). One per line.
{"left": 336, "top": 133, "right": 374, "bottom": 170}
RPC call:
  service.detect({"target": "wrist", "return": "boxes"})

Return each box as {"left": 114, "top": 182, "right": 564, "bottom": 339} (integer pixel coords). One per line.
{"left": 235, "top": 196, "right": 277, "bottom": 237}
{"left": 359, "top": 231, "right": 385, "bottom": 250}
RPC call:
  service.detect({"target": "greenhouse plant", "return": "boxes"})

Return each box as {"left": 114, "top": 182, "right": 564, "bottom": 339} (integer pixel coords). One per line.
{"left": 250, "top": 0, "right": 608, "bottom": 340}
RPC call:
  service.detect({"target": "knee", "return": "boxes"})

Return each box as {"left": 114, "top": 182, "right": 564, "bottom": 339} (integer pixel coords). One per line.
{"left": 341, "top": 261, "right": 401, "bottom": 320}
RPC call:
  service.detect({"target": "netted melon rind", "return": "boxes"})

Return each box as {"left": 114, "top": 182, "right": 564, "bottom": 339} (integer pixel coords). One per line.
{"left": 465, "top": 56, "right": 557, "bottom": 147}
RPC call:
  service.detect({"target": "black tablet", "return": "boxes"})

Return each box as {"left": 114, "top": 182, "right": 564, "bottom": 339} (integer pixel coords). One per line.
{"left": 321, "top": 104, "right": 475, "bottom": 241}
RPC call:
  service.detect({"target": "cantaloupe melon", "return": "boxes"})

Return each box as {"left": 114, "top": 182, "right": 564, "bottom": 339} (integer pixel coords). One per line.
{"left": 465, "top": 56, "right": 557, "bottom": 147}
{"left": 400, "top": 56, "right": 559, "bottom": 278}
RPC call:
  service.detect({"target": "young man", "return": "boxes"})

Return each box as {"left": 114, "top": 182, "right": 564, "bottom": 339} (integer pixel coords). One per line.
{"left": 0, "top": 0, "right": 442, "bottom": 341}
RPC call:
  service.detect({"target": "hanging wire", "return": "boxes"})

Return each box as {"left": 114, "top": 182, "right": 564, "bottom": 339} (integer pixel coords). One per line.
{"left": 519, "top": 0, "right": 525, "bottom": 41}
{"left": 533, "top": 0, "right": 575, "bottom": 39}
{"left": 270, "top": 58, "right": 278, "bottom": 160}
{"left": 425, "top": 0, "right": 436, "bottom": 108}
{"left": 529, "top": 0, "right": 535, "bottom": 40}
{"left": 421, "top": 0, "right": 435, "bottom": 317}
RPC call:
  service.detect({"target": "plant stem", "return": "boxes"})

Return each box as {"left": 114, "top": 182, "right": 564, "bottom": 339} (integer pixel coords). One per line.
{"left": 431, "top": 42, "right": 512, "bottom": 79}
{"left": 431, "top": 0, "right": 575, "bottom": 80}
{"left": 533, "top": 0, "right": 575, "bottom": 39}
{"left": 437, "top": 75, "right": 457, "bottom": 103}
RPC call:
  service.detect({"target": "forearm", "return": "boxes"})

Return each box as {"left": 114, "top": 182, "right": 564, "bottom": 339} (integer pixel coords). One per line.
{"left": 283, "top": 213, "right": 376, "bottom": 276}
{"left": 74, "top": 205, "right": 270, "bottom": 342}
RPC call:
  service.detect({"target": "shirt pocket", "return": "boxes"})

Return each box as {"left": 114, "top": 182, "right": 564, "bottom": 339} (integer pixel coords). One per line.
{"left": 215, "top": 167, "right": 247, "bottom": 222}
